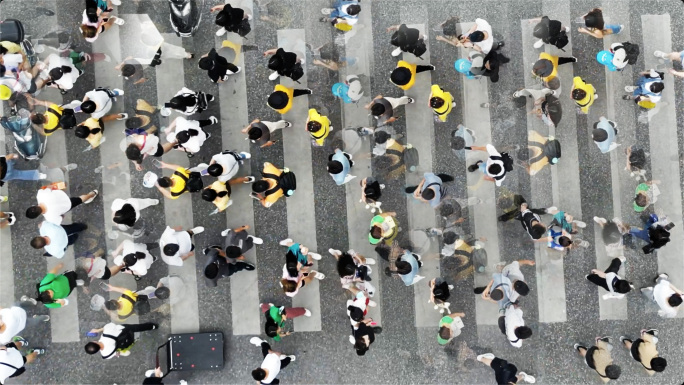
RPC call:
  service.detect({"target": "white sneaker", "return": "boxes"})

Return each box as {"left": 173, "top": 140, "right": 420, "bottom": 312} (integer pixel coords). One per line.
{"left": 618, "top": 256, "right": 626, "bottom": 263}
{"left": 624, "top": 86, "right": 636, "bottom": 92}
{"left": 119, "top": 350, "right": 131, "bottom": 356}
{"left": 368, "top": 300, "right": 377, "bottom": 307}
{"left": 519, "top": 372, "right": 536, "bottom": 384}
{"left": 38, "top": 173, "right": 47, "bottom": 180}
{"left": 654, "top": 50, "right": 668, "bottom": 59}
{"left": 546, "top": 206, "right": 557, "bottom": 213}
{"left": 111, "top": 0, "right": 121, "bottom": 4}
{"left": 249, "top": 337, "right": 264, "bottom": 346}
{"left": 117, "top": 113, "right": 128, "bottom": 120}
{"left": 240, "top": 152, "right": 251, "bottom": 160}
{"left": 279, "top": 238, "right": 293, "bottom": 246}
{"left": 391, "top": 47, "right": 402, "bottom": 57}
{"left": 304, "top": 309, "right": 311, "bottom": 316}
{"left": 103, "top": 54, "right": 111, "bottom": 62}
{"left": 477, "top": 353, "right": 495, "bottom": 361}
{"left": 232, "top": 66, "right": 242, "bottom": 75}
{"left": 348, "top": 335, "right": 355, "bottom": 344}
{"left": 250, "top": 236, "right": 264, "bottom": 245}
{"left": 564, "top": 26, "right": 570, "bottom": 33}
{"left": 21, "top": 295, "right": 38, "bottom": 305}
{"left": 287, "top": 355, "right": 296, "bottom": 361}
{"left": 269, "top": 71, "right": 280, "bottom": 81}
{"left": 112, "top": 88, "right": 124, "bottom": 96}
{"left": 328, "top": 248, "right": 341, "bottom": 256}
{"left": 221, "top": 229, "right": 229, "bottom": 237}
{"left": 573, "top": 220, "right": 587, "bottom": 228}
{"left": 533, "top": 39, "right": 544, "bottom": 49}
{"left": 84, "top": 190, "right": 99, "bottom": 204}
{"left": 209, "top": 116, "right": 218, "bottom": 124}
{"left": 593, "top": 216, "right": 607, "bottom": 225}
{"left": 145, "top": 370, "right": 156, "bottom": 378}
{"left": 309, "top": 252, "right": 321, "bottom": 260}
{"left": 364, "top": 258, "right": 376, "bottom": 265}
{"left": 191, "top": 226, "right": 205, "bottom": 234}
{"left": 321, "top": 7, "right": 333, "bottom": 15}
{"left": 312, "top": 271, "right": 325, "bottom": 279}
{"left": 160, "top": 107, "right": 172, "bottom": 117}
{"left": 216, "top": 27, "right": 227, "bottom": 37}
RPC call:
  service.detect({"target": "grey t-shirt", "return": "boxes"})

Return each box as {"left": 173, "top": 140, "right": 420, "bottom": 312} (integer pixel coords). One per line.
{"left": 122, "top": 59, "right": 144, "bottom": 82}
{"left": 373, "top": 98, "right": 394, "bottom": 126}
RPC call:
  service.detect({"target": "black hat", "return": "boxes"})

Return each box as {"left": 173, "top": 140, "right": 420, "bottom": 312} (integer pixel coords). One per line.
{"left": 268, "top": 91, "right": 289, "bottom": 109}
{"left": 390, "top": 67, "right": 412, "bottom": 86}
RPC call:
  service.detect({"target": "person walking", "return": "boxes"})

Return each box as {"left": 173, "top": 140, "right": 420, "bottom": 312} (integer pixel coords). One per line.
{"left": 654, "top": 49, "right": 684, "bottom": 78}
{"left": 389, "top": 60, "right": 435, "bottom": 90}
{"left": 267, "top": 85, "right": 312, "bottom": 115}
{"left": 159, "top": 225, "right": 203, "bottom": 267}
{"left": 206, "top": 150, "right": 252, "bottom": 183}
{"left": 328, "top": 148, "right": 355, "bottom": 185}
{"left": 109, "top": 240, "right": 156, "bottom": 278}
{"left": 0, "top": 154, "right": 47, "bottom": 184}
{"left": 263, "top": 48, "right": 304, "bottom": 81}
{"left": 260, "top": 303, "right": 311, "bottom": 342}
{"left": 198, "top": 48, "right": 240, "bottom": 83}
{"left": 0, "top": 339, "right": 44, "bottom": 384}
{"left": 586, "top": 257, "right": 633, "bottom": 299}
{"left": 114, "top": 56, "right": 148, "bottom": 85}
{"left": 160, "top": 87, "right": 214, "bottom": 116}
{"left": 467, "top": 144, "right": 513, "bottom": 186}
{"left": 84, "top": 322, "right": 158, "bottom": 359}
{"left": 531, "top": 16, "right": 570, "bottom": 49}
{"left": 532, "top": 52, "right": 577, "bottom": 83}
{"left": 623, "top": 69, "right": 664, "bottom": 106}
{"left": 571, "top": 76, "right": 597, "bottom": 114}
{"left": 0, "top": 304, "right": 50, "bottom": 345}
{"left": 80, "top": 6, "right": 125, "bottom": 43}
{"left": 365, "top": 94, "right": 415, "bottom": 126}
{"left": 633, "top": 180, "right": 660, "bottom": 213}
{"left": 202, "top": 244, "right": 255, "bottom": 287}
{"left": 573, "top": 337, "right": 622, "bottom": 382}
{"left": 387, "top": 24, "right": 426, "bottom": 58}
{"left": 164, "top": 116, "right": 218, "bottom": 155}
{"left": 619, "top": 329, "right": 667, "bottom": 375}
{"left": 251, "top": 162, "right": 295, "bottom": 208}
{"left": 202, "top": 225, "right": 260, "bottom": 284}
{"left": 500, "top": 304, "right": 532, "bottom": 348}
{"left": 329, "top": 249, "right": 375, "bottom": 290}
{"left": 499, "top": 259, "right": 533, "bottom": 305}
{"left": 368, "top": 211, "right": 399, "bottom": 246}
{"left": 627, "top": 214, "right": 672, "bottom": 254}
{"left": 405, "top": 172, "right": 454, "bottom": 208}
{"left": 320, "top": 0, "right": 361, "bottom": 28}
{"left": 306, "top": 108, "right": 332, "bottom": 147}
{"left": 437, "top": 311, "right": 465, "bottom": 345}
{"left": 390, "top": 248, "right": 424, "bottom": 286}
{"left": 111, "top": 197, "right": 159, "bottom": 231}
{"left": 74, "top": 117, "right": 106, "bottom": 150}
{"left": 498, "top": 195, "right": 556, "bottom": 241}
{"left": 27, "top": 96, "right": 80, "bottom": 135}
{"left": 249, "top": 337, "right": 295, "bottom": 384}
{"left": 26, "top": 186, "right": 98, "bottom": 225}
{"left": 593, "top": 117, "right": 619, "bottom": 153}
{"left": 242, "top": 118, "right": 292, "bottom": 148}
{"left": 474, "top": 271, "right": 513, "bottom": 311}
{"left": 154, "top": 161, "right": 198, "bottom": 200}
{"left": 349, "top": 318, "right": 378, "bottom": 356}
{"left": 211, "top": 3, "right": 252, "bottom": 37}
{"left": 476, "top": 353, "right": 536, "bottom": 384}
{"left": 102, "top": 284, "right": 145, "bottom": 322}
{"left": 31, "top": 220, "right": 88, "bottom": 258}
{"left": 31, "top": 262, "right": 84, "bottom": 308}
{"left": 577, "top": 8, "right": 624, "bottom": 38}
{"left": 80, "top": 87, "right": 126, "bottom": 121}
{"left": 429, "top": 84, "right": 455, "bottom": 122}
{"left": 640, "top": 273, "right": 683, "bottom": 318}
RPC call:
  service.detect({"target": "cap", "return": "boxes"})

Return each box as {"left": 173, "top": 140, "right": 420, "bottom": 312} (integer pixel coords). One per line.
{"left": 0, "top": 84, "right": 11, "bottom": 100}
{"left": 143, "top": 171, "right": 159, "bottom": 188}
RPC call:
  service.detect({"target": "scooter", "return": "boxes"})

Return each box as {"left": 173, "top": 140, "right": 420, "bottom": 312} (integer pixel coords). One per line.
{"left": 168, "top": 0, "right": 205, "bottom": 37}
{"left": 0, "top": 19, "right": 38, "bottom": 67}
{"left": 1, "top": 108, "right": 47, "bottom": 160}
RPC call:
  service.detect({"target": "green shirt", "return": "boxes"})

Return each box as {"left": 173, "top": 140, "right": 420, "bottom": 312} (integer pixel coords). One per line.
{"left": 633, "top": 183, "right": 650, "bottom": 212}
{"left": 38, "top": 273, "right": 71, "bottom": 308}
{"left": 268, "top": 306, "right": 285, "bottom": 342}
{"left": 437, "top": 316, "right": 462, "bottom": 345}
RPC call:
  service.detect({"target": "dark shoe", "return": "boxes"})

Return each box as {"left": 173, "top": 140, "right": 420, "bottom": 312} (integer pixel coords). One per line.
{"left": 468, "top": 161, "right": 483, "bottom": 172}
{"left": 384, "top": 267, "right": 393, "bottom": 277}
{"left": 474, "top": 286, "right": 486, "bottom": 294}
{"left": 151, "top": 323, "right": 159, "bottom": 330}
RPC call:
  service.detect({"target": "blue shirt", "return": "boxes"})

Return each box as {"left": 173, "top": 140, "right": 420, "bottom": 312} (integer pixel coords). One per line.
{"left": 399, "top": 251, "right": 420, "bottom": 286}
{"left": 594, "top": 117, "right": 616, "bottom": 153}
{"left": 330, "top": 149, "right": 351, "bottom": 185}
{"left": 40, "top": 221, "right": 68, "bottom": 258}
{"left": 491, "top": 273, "right": 512, "bottom": 309}
{"left": 421, "top": 172, "right": 443, "bottom": 208}
{"left": 288, "top": 243, "right": 308, "bottom": 265}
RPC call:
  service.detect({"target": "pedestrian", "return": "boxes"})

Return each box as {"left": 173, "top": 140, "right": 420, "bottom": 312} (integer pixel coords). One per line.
{"left": 135, "top": 276, "right": 181, "bottom": 308}
{"left": 114, "top": 56, "right": 147, "bottom": 85}
{"left": 260, "top": 303, "right": 311, "bottom": 342}
{"left": 202, "top": 228, "right": 258, "bottom": 287}
{"left": 405, "top": 172, "right": 454, "bottom": 208}
{"left": 0, "top": 339, "right": 44, "bottom": 384}
{"left": 33, "top": 263, "right": 84, "bottom": 308}
{"left": 359, "top": 177, "right": 384, "bottom": 209}
{"left": 26, "top": 186, "right": 98, "bottom": 225}
{"left": 474, "top": 270, "right": 514, "bottom": 311}
{"left": 110, "top": 197, "right": 159, "bottom": 231}
{"left": 531, "top": 16, "right": 570, "bottom": 49}
{"left": 102, "top": 284, "right": 144, "bottom": 321}
{"left": 207, "top": 150, "right": 252, "bottom": 183}
{"left": 627, "top": 214, "right": 672, "bottom": 254}
{"left": 619, "top": 329, "right": 667, "bottom": 375}
{"left": 154, "top": 161, "right": 200, "bottom": 200}
{"left": 328, "top": 148, "right": 355, "bottom": 185}
{"left": 499, "top": 259, "right": 534, "bottom": 305}
{"left": 280, "top": 253, "right": 324, "bottom": 298}
{"left": 469, "top": 50, "right": 510, "bottom": 83}
{"left": 242, "top": 118, "right": 292, "bottom": 148}
{"left": 514, "top": 90, "right": 562, "bottom": 128}
{"left": 251, "top": 162, "right": 296, "bottom": 208}
{"left": 623, "top": 69, "right": 664, "bottom": 106}
{"left": 429, "top": 84, "right": 455, "bottom": 122}
{"left": 74, "top": 117, "right": 105, "bottom": 150}
{"left": 0, "top": 304, "right": 49, "bottom": 345}
{"left": 625, "top": 145, "right": 647, "bottom": 181}
{"left": 389, "top": 248, "right": 424, "bottom": 286}
{"left": 40, "top": 53, "right": 80, "bottom": 91}
{"left": 640, "top": 273, "right": 683, "bottom": 318}
{"left": 27, "top": 96, "right": 80, "bottom": 135}
{"left": 202, "top": 181, "right": 234, "bottom": 213}
{"left": 459, "top": 18, "right": 501, "bottom": 54}
{"left": 368, "top": 211, "right": 399, "bottom": 245}
{"left": 586, "top": 257, "right": 633, "bottom": 299}
{"left": 0, "top": 154, "right": 47, "bottom": 184}
{"left": 499, "top": 304, "right": 532, "bottom": 348}
{"left": 211, "top": 3, "right": 251, "bottom": 37}
{"left": 280, "top": 239, "right": 322, "bottom": 268}
{"left": 263, "top": 47, "right": 304, "bottom": 81}
{"left": 654, "top": 49, "right": 684, "bottom": 78}
{"left": 373, "top": 133, "right": 413, "bottom": 179}
{"left": 31, "top": 221, "right": 88, "bottom": 258}
{"left": 198, "top": 48, "right": 241, "bottom": 83}
{"left": 571, "top": 76, "right": 597, "bottom": 114}
{"left": 476, "top": 353, "right": 536, "bottom": 384}
{"left": 467, "top": 144, "right": 513, "bottom": 186}
{"left": 389, "top": 60, "right": 435, "bottom": 90}
{"left": 437, "top": 311, "right": 465, "bottom": 345}
{"left": 366, "top": 94, "right": 415, "bottom": 126}
{"left": 79, "top": 87, "right": 126, "bottom": 121}
{"left": 593, "top": 117, "right": 619, "bottom": 153}
{"left": 109, "top": 240, "right": 156, "bottom": 278}
{"left": 498, "top": 195, "right": 556, "bottom": 241}
{"left": 602, "top": 42, "right": 640, "bottom": 71}
{"left": 532, "top": 52, "right": 577, "bottom": 83}
{"left": 80, "top": 7, "right": 124, "bottom": 43}
{"left": 451, "top": 124, "right": 476, "bottom": 158}
{"left": 345, "top": 286, "right": 376, "bottom": 326}
{"left": 329, "top": 248, "right": 375, "bottom": 289}
{"left": 123, "top": 131, "right": 176, "bottom": 171}
{"left": 164, "top": 116, "right": 218, "bottom": 155}
{"left": 249, "top": 337, "right": 295, "bottom": 384}
{"left": 633, "top": 180, "right": 660, "bottom": 212}
{"left": 387, "top": 24, "right": 427, "bottom": 58}
{"left": 160, "top": 87, "right": 214, "bottom": 116}
{"left": 306, "top": 108, "right": 332, "bottom": 146}
{"left": 574, "top": 337, "right": 622, "bottom": 382}
{"left": 159, "top": 225, "right": 203, "bottom": 267}
{"left": 429, "top": 277, "right": 454, "bottom": 313}
{"left": 75, "top": 249, "right": 112, "bottom": 283}
{"left": 320, "top": 0, "right": 361, "bottom": 28}
{"left": 548, "top": 210, "right": 585, "bottom": 235}
{"left": 84, "top": 322, "right": 158, "bottom": 359}
{"left": 577, "top": 8, "right": 623, "bottom": 38}
{"left": 309, "top": 41, "right": 354, "bottom": 71}
{"left": 267, "top": 84, "right": 312, "bottom": 115}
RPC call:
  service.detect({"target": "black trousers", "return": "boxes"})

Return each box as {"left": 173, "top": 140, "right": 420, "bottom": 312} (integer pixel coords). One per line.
{"left": 415, "top": 65, "right": 434, "bottom": 73}
{"left": 498, "top": 195, "right": 547, "bottom": 222}
{"left": 557, "top": 56, "right": 576, "bottom": 65}
{"left": 122, "top": 322, "right": 156, "bottom": 333}
{"left": 293, "top": 89, "right": 311, "bottom": 98}
{"left": 62, "top": 223, "right": 88, "bottom": 245}
{"left": 260, "top": 341, "right": 291, "bottom": 368}
{"left": 69, "top": 197, "right": 83, "bottom": 209}
{"left": 586, "top": 258, "right": 622, "bottom": 291}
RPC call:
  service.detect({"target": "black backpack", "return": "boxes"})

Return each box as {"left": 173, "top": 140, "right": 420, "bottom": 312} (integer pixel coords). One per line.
{"left": 263, "top": 170, "right": 297, "bottom": 197}
{"left": 621, "top": 42, "right": 640, "bottom": 65}
{"left": 102, "top": 328, "right": 136, "bottom": 358}
{"left": 529, "top": 139, "right": 562, "bottom": 165}
{"left": 186, "top": 172, "right": 204, "bottom": 193}
{"left": 549, "top": 32, "right": 569, "bottom": 50}
{"left": 133, "top": 294, "right": 151, "bottom": 315}
{"left": 498, "top": 152, "right": 514, "bottom": 172}
{"left": 533, "top": 17, "right": 551, "bottom": 39}
{"left": 404, "top": 147, "right": 419, "bottom": 172}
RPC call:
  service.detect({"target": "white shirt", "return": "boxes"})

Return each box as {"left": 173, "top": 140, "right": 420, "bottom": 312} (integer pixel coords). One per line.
{"left": 84, "top": 89, "right": 113, "bottom": 119}
{"left": 604, "top": 272, "right": 625, "bottom": 299}
{"left": 166, "top": 117, "right": 207, "bottom": 154}
{"left": 0, "top": 307, "right": 27, "bottom": 344}
{"left": 46, "top": 53, "right": 79, "bottom": 90}
{"left": 504, "top": 306, "right": 525, "bottom": 348}
{"left": 346, "top": 291, "right": 368, "bottom": 325}
{"left": 76, "top": 256, "right": 108, "bottom": 278}
{"left": 211, "top": 152, "right": 240, "bottom": 182}
{"left": 36, "top": 188, "right": 72, "bottom": 225}
{"left": 111, "top": 198, "right": 148, "bottom": 230}
{"left": 99, "top": 323, "right": 125, "bottom": 359}
{"left": 474, "top": 18, "right": 494, "bottom": 54}
{"left": 653, "top": 279, "right": 679, "bottom": 318}
{"left": 113, "top": 240, "right": 154, "bottom": 277}
{"left": 0, "top": 347, "right": 25, "bottom": 383}
{"left": 260, "top": 353, "right": 282, "bottom": 384}
{"left": 159, "top": 226, "right": 193, "bottom": 266}
{"left": 485, "top": 144, "right": 506, "bottom": 186}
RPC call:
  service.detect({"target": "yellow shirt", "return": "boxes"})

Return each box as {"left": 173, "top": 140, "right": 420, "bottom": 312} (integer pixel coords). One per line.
{"left": 0, "top": 41, "right": 22, "bottom": 54}
{"left": 117, "top": 290, "right": 137, "bottom": 319}
{"left": 394, "top": 60, "right": 416, "bottom": 90}
{"left": 430, "top": 85, "right": 453, "bottom": 122}
{"left": 43, "top": 104, "right": 63, "bottom": 135}
{"left": 170, "top": 167, "right": 190, "bottom": 199}
{"left": 572, "top": 76, "right": 595, "bottom": 113}
{"left": 209, "top": 180, "right": 230, "bottom": 212}
{"left": 307, "top": 109, "right": 331, "bottom": 146}
{"left": 80, "top": 118, "right": 104, "bottom": 148}
{"left": 538, "top": 52, "right": 559, "bottom": 82}
{"left": 262, "top": 162, "right": 283, "bottom": 207}
{"left": 272, "top": 84, "right": 294, "bottom": 115}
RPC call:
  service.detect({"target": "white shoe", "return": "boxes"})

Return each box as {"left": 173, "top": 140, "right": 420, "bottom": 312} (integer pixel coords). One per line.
{"left": 288, "top": 355, "right": 296, "bottom": 361}
{"left": 191, "top": 226, "right": 205, "bottom": 234}
{"left": 348, "top": 335, "right": 356, "bottom": 344}
{"left": 368, "top": 300, "right": 377, "bottom": 307}
{"left": 221, "top": 229, "right": 229, "bottom": 237}
{"left": 533, "top": 39, "right": 544, "bottom": 49}
{"left": 21, "top": 295, "right": 38, "bottom": 305}
{"left": 304, "top": 309, "right": 311, "bottom": 316}
{"left": 328, "top": 248, "right": 341, "bottom": 256}
{"left": 364, "top": 258, "right": 376, "bottom": 265}
{"left": 654, "top": 50, "right": 668, "bottom": 59}
{"left": 624, "top": 86, "right": 636, "bottom": 92}
{"left": 160, "top": 107, "right": 172, "bottom": 117}
{"left": 564, "top": 26, "right": 570, "bottom": 33}
{"left": 232, "top": 66, "right": 242, "bottom": 75}
{"left": 216, "top": 27, "right": 227, "bottom": 37}
{"left": 38, "top": 173, "right": 47, "bottom": 180}
{"left": 112, "top": 88, "right": 124, "bottom": 96}
{"left": 309, "top": 252, "right": 322, "bottom": 260}
{"left": 391, "top": 47, "right": 402, "bottom": 57}
{"left": 83, "top": 190, "right": 99, "bottom": 204}
{"left": 477, "top": 353, "right": 495, "bottom": 361}
{"left": 593, "top": 216, "right": 607, "bottom": 225}
{"left": 321, "top": 7, "right": 333, "bottom": 15}
{"left": 618, "top": 256, "right": 626, "bottom": 263}
{"left": 103, "top": 54, "right": 111, "bottom": 62}
{"left": 519, "top": 372, "right": 536, "bottom": 383}
{"left": 279, "top": 238, "right": 293, "bottom": 246}
{"left": 250, "top": 236, "right": 264, "bottom": 245}
{"left": 33, "top": 44, "right": 45, "bottom": 54}
{"left": 209, "top": 116, "right": 218, "bottom": 124}
{"left": 546, "top": 206, "right": 557, "bottom": 213}
{"left": 117, "top": 113, "right": 128, "bottom": 120}
{"left": 573, "top": 220, "right": 586, "bottom": 228}
{"left": 240, "top": 151, "right": 251, "bottom": 160}
{"left": 5, "top": 213, "right": 15, "bottom": 225}
{"left": 111, "top": 0, "right": 121, "bottom": 4}
{"left": 119, "top": 350, "right": 131, "bottom": 356}
{"left": 312, "top": 271, "right": 325, "bottom": 279}
{"left": 269, "top": 71, "right": 280, "bottom": 81}
{"left": 113, "top": 17, "right": 125, "bottom": 25}
{"left": 249, "top": 337, "right": 264, "bottom": 346}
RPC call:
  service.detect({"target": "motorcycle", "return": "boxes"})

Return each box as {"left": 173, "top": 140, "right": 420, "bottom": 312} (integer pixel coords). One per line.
{"left": 1, "top": 108, "right": 47, "bottom": 160}
{"left": 168, "top": 0, "right": 205, "bottom": 37}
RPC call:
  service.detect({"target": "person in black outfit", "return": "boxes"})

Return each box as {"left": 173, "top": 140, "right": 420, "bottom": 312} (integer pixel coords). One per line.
{"left": 471, "top": 50, "right": 510, "bottom": 83}
{"left": 211, "top": 3, "right": 251, "bottom": 37}
{"left": 198, "top": 48, "right": 240, "bottom": 83}
{"left": 387, "top": 24, "right": 426, "bottom": 58}
{"left": 202, "top": 225, "right": 259, "bottom": 287}
{"left": 350, "top": 319, "right": 377, "bottom": 356}
{"left": 264, "top": 48, "right": 303, "bottom": 81}
{"left": 498, "top": 195, "right": 553, "bottom": 240}
{"left": 477, "top": 353, "right": 536, "bottom": 384}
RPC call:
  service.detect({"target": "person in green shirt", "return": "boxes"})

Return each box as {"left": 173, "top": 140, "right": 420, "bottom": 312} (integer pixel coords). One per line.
{"left": 633, "top": 180, "right": 660, "bottom": 212}
{"left": 35, "top": 263, "right": 83, "bottom": 308}
{"left": 437, "top": 312, "right": 465, "bottom": 345}
{"left": 260, "top": 303, "right": 310, "bottom": 341}
{"left": 369, "top": 211, "right": 399, "bottom": 245}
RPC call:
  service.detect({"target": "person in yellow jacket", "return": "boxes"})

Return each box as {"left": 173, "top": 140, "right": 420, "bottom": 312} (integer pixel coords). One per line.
{"left": 532, "top": 52, "right": 576, "bottom": 83}
{"left": 429, "top": 85, "right": 455, "bottom": 122}
{"left": 306, "top": 108, "right": 332, "bottom": 146}
{"left": 571, "top": 76, "right": 597, "bottom": 114}
{"left": 155, "top": 161, "right": 192, "bottom": 200}
{"left": 267, "top": 84, "right": 312, "bottom": 115}
{"left": 390, "top": 60, "right": 435, "bottom": 90}
{"left": 27, "top": 96, "right": 80, "bottom": 136}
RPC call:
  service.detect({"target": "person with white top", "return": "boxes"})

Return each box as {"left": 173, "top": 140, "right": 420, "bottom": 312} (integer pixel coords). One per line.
{"left": 586, "top": 257, "right": 633, "bottom": 299}
{"left": 111, "top": 197, "right": 159, "bottom": 231}
{"left": 0, "top": 305, "right": 49, "bottom": 345}
{"left": 159, "top": 226, "right": 204, "bottom": 266}
{"left": 461, "top": 18, "right": 499, "bottom": 54}
{"left": 346, "top": 286, "right": 376, "bottom": 326}
{"left": 500, "top": 260, "right": 534, "bottom": 305}
{"left": 25, "top": 187, "right": 98, "bottom": 224}
{"left": 467, "top": 143, "right": 510, "bottom": 186}
{"left": 164, "top": 116, "right": 218, "bottom": 155}
{"left": 0, "top": 339, "right": 44, "bottom": 384}
{"left": 123, "top": 132, "right": 177, "bottom": 171}
{"left": 207, "top": 150, "right": 252, "bottom": 183}
{"left": 249, "top": 337, "right": 295, "bottom": 385}
{"left": 80, "top": 87, "right": 126, "bottom": 121}
{"left": 500, "top": 304, "right": 532, "bottom": 348}
{"left": 110, "top": 240, "right": 156, "bottom": 278}
{"left": 592, "top": 117, "right": 619, "bottom": 154}
{"left": 40, "top": 53, "right": 80, "bottom": 91}
{"left": 31, "top": 221, "right": 88, "bottom": 258}
{"left": 641, "top": 273, "right": 684, "bottom": 318}
{"left": 84, "top": 322, "right": 158, "bottom": 359}
{"left": 75, "top": 249, "right": 112, "bottom": 282}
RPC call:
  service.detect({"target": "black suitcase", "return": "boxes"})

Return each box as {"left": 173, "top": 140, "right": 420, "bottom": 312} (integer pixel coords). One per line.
{"left": 156, "top": 332, "right": 224, "bottom": 373}
{"left": 0, "top": 19, "right": 25, "bottom": 43}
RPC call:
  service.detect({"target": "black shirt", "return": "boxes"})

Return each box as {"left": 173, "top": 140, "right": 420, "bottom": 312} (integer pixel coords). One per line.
{"left": 516, "top": 210, "right": 542, "bottom": 239}
{"left": 205, "top": 48, "right": 230, "bottom": 83}
{"left": 353, "top": 323, "right": 375, "bottom": 346}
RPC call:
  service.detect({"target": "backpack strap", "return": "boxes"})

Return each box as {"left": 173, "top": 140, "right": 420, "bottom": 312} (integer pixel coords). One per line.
{"left": 100, "top": 334, "right": 120, "bottom": 359}
{"left": 171, "top": 170, "right": 189, "bottom": 197}
{"left": 527, "top": 141, "right": 547, "bottom": 164}
{"left": 0, "top": 361, "right": 20, "bottom": 370}
{"left": 119, "top": 294, "right": 137, "bottom": 318}
{"left": 261, "top": 172, "right": 282, "bottom": 197}
{"left": 47, "top": 107, "right": 62, "bottom": 119}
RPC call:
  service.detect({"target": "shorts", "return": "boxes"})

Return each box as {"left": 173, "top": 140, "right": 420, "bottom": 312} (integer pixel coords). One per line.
{"left": 69, "top": 197, "right": 83, "bottom": 209}
{"left": 63, "top": 270, "right": 79, "bottom": 290}
{"left": 153, "top": 143, "right": 165, "bottom": 157}
{"left": 479, "top": 161, "right": 487, "bottom": 173}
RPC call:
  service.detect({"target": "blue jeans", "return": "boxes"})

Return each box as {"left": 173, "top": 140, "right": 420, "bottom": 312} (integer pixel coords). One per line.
{"left": 2, "top": 159, "right": 41, "bottom": 181}
{"left": 629, "top": 216, "right": 657, "bottom": 243}
{"left": 605, "top": 24, "right": 622, "bottom": 34}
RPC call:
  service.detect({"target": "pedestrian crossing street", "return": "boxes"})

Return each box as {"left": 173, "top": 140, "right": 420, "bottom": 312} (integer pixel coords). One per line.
{"left": 3, "top": 0, "right": 684, "bottom": 353}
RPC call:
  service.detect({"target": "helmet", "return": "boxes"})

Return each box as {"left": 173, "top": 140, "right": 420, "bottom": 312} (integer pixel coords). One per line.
{"left": 0, "top": 85, "right": 11, "bottom": 100}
